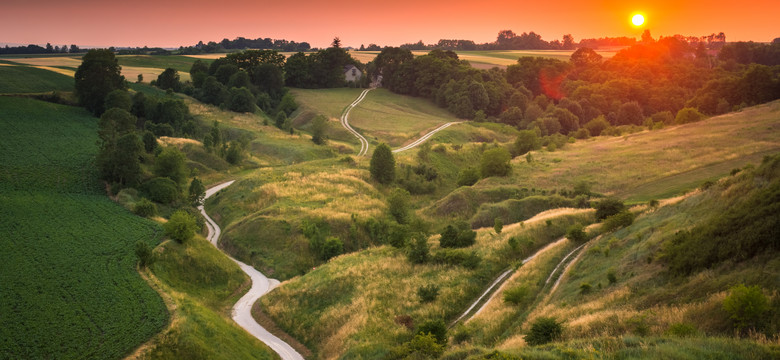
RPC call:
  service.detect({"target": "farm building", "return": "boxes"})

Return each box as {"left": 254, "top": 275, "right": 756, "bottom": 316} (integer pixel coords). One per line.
{"left": 344, "top": 65, "right": 362, "bottom": 82}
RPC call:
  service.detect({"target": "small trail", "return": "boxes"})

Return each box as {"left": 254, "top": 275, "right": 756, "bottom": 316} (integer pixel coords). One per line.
{"left": 340, "top": 89, "right": 372, "bottom": 157}
{"left": 453, "top": 237, "right": 568, "bottom": 325}
{"left": 392, "top": 121, "right": 463, "bottom": 153}
{"left": 199, "top": 181, "right": 304, "bottom": 360}
{"left": 339, "top": 89, "right": 463, "bottom": 156}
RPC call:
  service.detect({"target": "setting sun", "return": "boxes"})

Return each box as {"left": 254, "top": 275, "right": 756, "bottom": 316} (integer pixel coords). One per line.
{"left": 632, "top": 14, "right": 645, "bottom": 26}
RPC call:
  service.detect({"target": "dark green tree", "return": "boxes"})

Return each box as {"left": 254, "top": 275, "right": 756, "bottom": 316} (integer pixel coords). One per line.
{"left": 408, "top": 233, "right": 429, "bottom": 264}
{"left": 227, "top": 87, "right": 256, "bottom": 113}
{"left": 134, "top": 240, "right": 155, "bottom": 268}
{"left": 164, "top": 210, "right": 198, "bottom": 243}
{"left": 154, "top": 147, "right": 188, "bottom": 185}
{"left": 370, "top": 143, "right": 396, "bottom": 184}
{"left": 142, "top": 130, "right": 157, "bottom": 153}
{"left": 480, "top": 147, "right": 512, "bottom": 177}
{"left": 112, "top": 133, "right": 143, "bottom": 186}
{"left": 322, "top": 237, "right": 344, "bottom": 260}
{"left": 75, "top": 49, "right": 126, "bottom": 115}
{"left": 156, "top": 68, "right": 181, "bottom": 91}
{"left": 416, "top": 319, "right": 447, "bottom": 346}
{"left": 524, "top": 317, "right": 563, "bottom": 345}
{"left": 595, "top": 198, "right": 625, "bottom": 220}
{"left": 456, "top": 167, "right": 480, "bottom": 186}
{"left": 310, "top": 114, "right": 328, "bottom": 144}
{"left": 388, "top": 188, "right": 411, "bottom": 224}
{"left": 512, "top": 130, "right": 540, "bottom": 156}
{"left": 188, "top": 177, "right": 206, "bottom": 206}
{"left": 104, "top": 89, "right": 132, "bottom": 111}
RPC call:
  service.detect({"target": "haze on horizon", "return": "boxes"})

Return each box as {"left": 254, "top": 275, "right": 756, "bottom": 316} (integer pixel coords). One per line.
{"left": 2, "top": 0, "right": 777, "bottom": 49}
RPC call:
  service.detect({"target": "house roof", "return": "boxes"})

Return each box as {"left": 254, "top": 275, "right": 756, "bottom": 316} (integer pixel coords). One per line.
{"left": 344, "top": 65, "right": 358, "bottom": 72}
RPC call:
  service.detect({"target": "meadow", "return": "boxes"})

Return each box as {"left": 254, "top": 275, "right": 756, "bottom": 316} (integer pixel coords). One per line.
{"left": 0, "top": 97, "right": 168, "bottom": 359}
{"left": 0, "top": 65, "right": 74, "bottom": 93}
{"left": 348, "top": 49, "right": 620, "bottom": 69}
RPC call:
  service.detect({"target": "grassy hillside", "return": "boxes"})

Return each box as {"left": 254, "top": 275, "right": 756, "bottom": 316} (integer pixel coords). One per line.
{"left": 259, "top": 212, "right": 592, "bottom": 359}
{"left": 117, "top": 55, "right": 206, "bottom": 73}
{"left": 348, "top": 49, "right": 620, "bottom": 69}
{"left": 444, "top": 154, "right": 780, "bottom": 359}
{"left": 0, "top": 97, "right": 168, "bottom": 359}
{"left": 139, "top": 235, "right": 278, "bottom": 360}
{"left": 0, "top": 65, "right": 74, "bottom": 93}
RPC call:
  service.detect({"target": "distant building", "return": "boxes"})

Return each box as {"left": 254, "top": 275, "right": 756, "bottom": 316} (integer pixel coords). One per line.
{"left": 344, "top": 65, "right": 361, "bottom": 82}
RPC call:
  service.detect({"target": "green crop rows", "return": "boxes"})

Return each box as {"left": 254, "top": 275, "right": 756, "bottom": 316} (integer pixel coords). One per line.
{"left": 0, "top": 65, "right": 74, "bottom": 94}
{"left": 0, "top": 97, "right": 168, "bottom": 359}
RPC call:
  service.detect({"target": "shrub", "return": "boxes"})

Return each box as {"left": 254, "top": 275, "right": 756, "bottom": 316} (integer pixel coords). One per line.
{"left": 163, "top": 210, "right": 198, "bottom": 243}
{"left": 406, "top": 333, "right": 444, "bottom": 359}
{"left": 408, "top": 234, "right": 429, "bottom": 264}
{"left": 565, "top": 223, "right": 588, "bottom": 242}
{"left": 134, "top": 240, "right": 155, "bottom": 268}
{"left": 154, "top": 147, "right": 187, "bottom": 185}
{"left": 602, "top": 210, "right": 635, "bottom": 231}
{"left": 607, "top": 269, "right": 617, "bottom": 284}
{"left": 416, "top": 319, "right": 447, "bottom": 346}
{"left": 666, "top": 323, "right": 698, "bottom": 337}
{"left": 595, "top": 198, "right": 625, "bottom": 220}
{"left": 723, "top": 284, "right": 770, "bottom": 332}
{"left": 143, "top": 177, "right": 180, "bottom": 204}
{"left": 322, "top": 237, "right": 343, "bottom": 260}
{"left": 480, "top": 147, "right": 512, "bottom": 177}
{"left": 430, "top": 249, "right": 481, "bottom": 269}
{"left": 133, "top": 198, "right": 157, "bottom": 217}
{"left": 579, "top": 282, "right": 592, "bottom": 294}
{"left": 456, "top": 167, "right": 480, "bottom": 187}
{"left": 512, "top": 130, "right": 540, "bottom": 156}
{"left": 388, "top": 188, "right": 411, "bottom": 224}
{"left": 439, "top": 224, "right": 476, "bottom": 248}
{"left": 524, "top": 317, "right": 563, "bottom": 346}
{"left": 417, "top": 284, "right": 440, "bottom": 303}
{"left": 493, "top": 218, "right": 503, "bottom": 234}
{"left": 675, "top": 107, "right": 706, "bottom": 124}
{"left": 370, "top": 143, "right": 396, "bottom": 184}
{"left": 503, "top": 285, "right": 529, "bottom": 305}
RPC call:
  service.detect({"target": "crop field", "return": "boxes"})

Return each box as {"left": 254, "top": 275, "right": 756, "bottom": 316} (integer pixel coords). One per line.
{"left": 348, "top": 49, "right": 619, "bottom": 68}
{"left": 0, "top": 97, "right": 168, "bottom": 359}
{"left": 0, "top": 65, "right": 74, "bottom": 93}
{"left": 116, "top": 55, "right": 204, "bottom": 73}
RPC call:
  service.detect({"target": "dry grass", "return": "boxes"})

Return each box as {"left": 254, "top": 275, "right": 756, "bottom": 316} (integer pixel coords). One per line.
{"left": 0, "top": 56, "right": 82, "bottom": 67}
{"left": 158, "top": 136, "right": 202, "bottom": 147}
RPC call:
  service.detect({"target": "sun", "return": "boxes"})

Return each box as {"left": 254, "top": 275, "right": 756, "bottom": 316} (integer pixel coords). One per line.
{"left": 632, "top": 14, "right": 645, "bottom": 26}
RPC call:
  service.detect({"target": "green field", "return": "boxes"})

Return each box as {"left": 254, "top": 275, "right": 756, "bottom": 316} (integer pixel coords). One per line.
{"left": 0, "top": 65, "right": 74, "bottom": 93}
{"left": 348, "top": 49, "right": 621, "bottom": 68}
{"left": 117, "top": 55, "right": 205, "bottom": 73}
{"left": 0, "top": 97, "right": 168, "bottom": 359}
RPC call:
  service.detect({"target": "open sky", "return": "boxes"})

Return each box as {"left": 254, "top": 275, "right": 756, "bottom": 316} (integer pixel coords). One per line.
{"left": 2, "top": 0, "right": 777, "bottom": 48}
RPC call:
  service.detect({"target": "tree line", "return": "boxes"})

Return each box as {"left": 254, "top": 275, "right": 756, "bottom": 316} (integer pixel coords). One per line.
{"left": 0, "top": 43, "right": 81, "bottom": 54}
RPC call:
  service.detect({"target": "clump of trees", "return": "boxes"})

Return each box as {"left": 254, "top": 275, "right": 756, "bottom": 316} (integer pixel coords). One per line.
{"left": 285, "top": 38, "right": 368, "bottom": 88}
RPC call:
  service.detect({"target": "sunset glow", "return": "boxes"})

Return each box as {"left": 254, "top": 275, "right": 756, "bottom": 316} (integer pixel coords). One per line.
{"left": 632, "top": 14, "right": 645, "bottom": 27}
{"left": 0, "top": 0, "right": 778, "bottom": 48}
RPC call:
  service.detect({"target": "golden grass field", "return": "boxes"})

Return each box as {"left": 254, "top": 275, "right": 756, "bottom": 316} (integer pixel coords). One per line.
{"left": 0, "top": 56, "right": 190, "bottom": 83}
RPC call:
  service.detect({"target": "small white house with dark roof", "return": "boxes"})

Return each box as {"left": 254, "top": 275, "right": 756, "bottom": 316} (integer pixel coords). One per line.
{"left": 344, "top": 65, "right": 362, "bottom": 83}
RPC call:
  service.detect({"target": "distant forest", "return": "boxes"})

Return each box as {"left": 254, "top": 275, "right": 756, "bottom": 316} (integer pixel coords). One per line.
{"left": 0, "top": 43, "right": 81, "bottom": 55}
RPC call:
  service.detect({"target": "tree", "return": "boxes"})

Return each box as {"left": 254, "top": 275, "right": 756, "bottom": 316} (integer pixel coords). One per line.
{"left": 370, "top": 143, "right": 396, "bottom": 184}
{"left": 408, "top": 233, "right": 429, "bottom": 264}
{"left": 405, "top": 333, "right": 443, "bottom": 359}
{"left": 570, "top": 47, "right": 603, "bottom": 67}
{"left": 494, "top": 218, "right": 503, "bottom": 234}
{"left": 416, "top": 319, "right": 447, "bottom": 346}
{"left": 156, "top": 68, "right": 180, "bottom": 91}
{"left": 142, "top": 130, "right": 157, "bottom": 153}
{"left": 675, "top": 107, "right": 705, "bottom": 124}
{"left": 75, "top": 49, "right": 126, "bottom": 115}
{"left": 524, "top": 317, "right": 563, "bottom": 346}
{"left": 310, "top": 115, "right": 328, "bottom": 144}
{"left": 96, "top": 108, "right": 138, "bottom": 185}
{"left": 440, "top": 223, "right": 476, "bottom": 248}
{"left": 723, "top": 284, "right": 770, "bottom": 332}
{"left": 512, "top": 130, "right": 540, "bottom": 156}
{"left": 188, "top": 177, "right": 206, "bottom": 207}
{"left": 112, "top": 133, "right": 143, "bottom": 186}
{"left": 331, "top": 37, "right": 342, "bottom": 48}
{"left": 641, "top": 29, "right": 654, "bottom": 43}
{"left": 104, "top": 89, "right": 131, "bottom": 111}
{"left": 189, "top": 59, "right": 209, "bottom": 76}
{"left": 154, "top": 147, "right": 188, "bottom": 185}
{"left": 163, "top": 210, "right": 198, "bottom": 243}
{"left": 134, "top": 240, "right": 155, "bottom": 268}
{"left": 595, "top": 198, "right": 625, "bottom": 220}
{"left": 566, "top": 224, "right": 588, "bottom": 242}
{"left": 133, "top": 198, "right": 157, "bottom": 217}
{"left": 227, "top": 87, "right": 256, "bottom": 113}
{"left": 457, "top": 167, "right": 480, "bottom": 187}
{"left": 388, "top": 188, "right": 411, "bottom": 224}
{"left": 274, "top": 111, "right": 287, "bottom": 129}
{"left": 225, "top": 141, "right": 243, "bottom": 165}
{"left": 584, "top": 116, "right": 610, "bottom": 136}
{"left": 617, "top": 101, "right": 644, "bottom": 125}
{"left": 322, "top": 237, "right": 344, "bottom": 260}
{"left": 480, "top": 147, "right": 512, "bottom": 177}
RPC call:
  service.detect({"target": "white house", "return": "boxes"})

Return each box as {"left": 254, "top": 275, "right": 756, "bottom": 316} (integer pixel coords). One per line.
{"left": 344, "top": 65, "right": 362, "bottom": 83}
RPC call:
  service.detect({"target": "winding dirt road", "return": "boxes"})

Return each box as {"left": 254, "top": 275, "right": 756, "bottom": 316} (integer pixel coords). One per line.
{"left": 340, "top": 89, "right": 463, "bottom": 156}
{"left": 199, "top": 181, "right": 304, "bottom": 360}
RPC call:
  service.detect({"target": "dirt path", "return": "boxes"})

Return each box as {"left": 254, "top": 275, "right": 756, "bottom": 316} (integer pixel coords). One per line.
{"left": 392, "top": 121, "right": 463, "bottom": 153}
{"left": 340, "top": 89, "right": 463, "bottom": 156}
{"left": 200, "top": 181, "right": 303, "bottom": 360}
{"left": 340, "top": 89, "right": 372, "bottom": 156}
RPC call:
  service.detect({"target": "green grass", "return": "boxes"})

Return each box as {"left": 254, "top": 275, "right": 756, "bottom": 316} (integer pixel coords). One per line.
{"left": 143, "top": 236, "right": 278, "bottom": 360}
{"left": 117, "top": 55, "right": 206, "bottom": 73}
{"left": 0, "top": 97, "right": 167, "bottom": 359}
{"left": 0, "top": 65, "right": 74, "bottom": 93}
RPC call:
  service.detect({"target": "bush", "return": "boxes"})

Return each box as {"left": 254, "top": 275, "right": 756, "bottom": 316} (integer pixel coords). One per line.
{"left": 675, "top": 107, "right": 706, "bottom": 124}
{"left": 370, "top": 143, "right": 396, "bottom": 184}
{"left": 407, "top": 234, "right": 429, "bottom": 264}
{"left": 417, "top": 319, "right": 447, "bottom": 346}
{"left": 133, "top": 198, "right": 158, "bottom": 217}
{"left": 493, "top": 218, "right": 503, "bottom": 234}
{"left": 666, "top": 323, "right": 698, "bottom": 337}
{"left": 417, "top": 284, "right": 440, "bottom": 303}
{"left": 388, "top": 188, "right": 411, "bottom": 224}
{"left": 723, "top": 284, "right": 770, "bottom": 332}
{"left": 503, "top": 285, "right": 529, "bottom": 305}
{"left": 565, "top": 223, "right": 588, "bottom": 242}
{"left": 524, "top": 317, "right": 563, "bottom": 346}
{"left": 456, "top": 167, "right": 480, "bottom": 187}
{"left": 480, "top": 147, "right": 512, "bottom": 177}
{"left": 143, "top": 177, "right": 180, "bottom": 204}
{"left": 322, "top": 237, "right": 343, "bottom": 260}
{"left": 227, "top": 87, "right": 256, "bottom": 113}
{"left": 579, "top": 282, "right": 592, "bottom": 294}
{"left": 512, "top": 130, "right": 540, "bottom": 157}
{"left": 439, "top": 224, "right": 476, "bottom": 248}
{"left": 134, "top": 240, "right": 155, "bottom": 268}
{"left": 607, "top": 269, "right": 617, "bottom": 284}
{"left": 430, "top": 249, "right": 481, "bottom": 269}
{"left": 602, "top": 210, "right": 635, "bottom": 231}
{"left": 405, "top": 333, "right": 444, "bottom": 359}
{"left": 154, "top": 147, "right": 187, "bottom": 185}
{"left": 163, "top": 210, "right": 198, "bottom": 243}
{"left": 595, "top": 198, "right": 625, "bottom": 220}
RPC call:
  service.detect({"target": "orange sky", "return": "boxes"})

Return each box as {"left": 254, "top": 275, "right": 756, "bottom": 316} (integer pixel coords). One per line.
{"left": 1, "top": 0, "right": 777, "bottom": 48}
